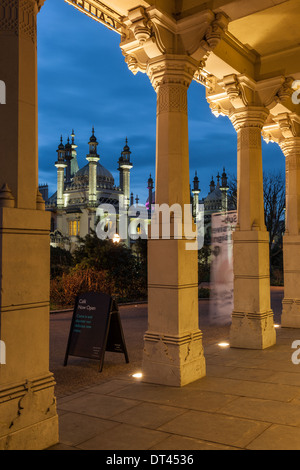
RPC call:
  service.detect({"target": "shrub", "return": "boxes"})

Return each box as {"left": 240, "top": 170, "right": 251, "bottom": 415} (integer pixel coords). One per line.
{"left": 50, "top": 267, "right": 115, "bottom": 308}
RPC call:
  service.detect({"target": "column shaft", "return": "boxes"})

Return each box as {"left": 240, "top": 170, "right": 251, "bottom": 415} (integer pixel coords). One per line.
{"left": 281, "top": 138, "right": 300, "bottom": 327}
{"left": 88, "top": 161, "right": 98, "bottom": 206}
{"left": 0, "top": 0, "right": 58, "bottom": 449}
{"left": 230, "top": 108, "right": 276, "bottom": 349}
{"left": 143, "top": 58, "right": 206, "bottom": 386}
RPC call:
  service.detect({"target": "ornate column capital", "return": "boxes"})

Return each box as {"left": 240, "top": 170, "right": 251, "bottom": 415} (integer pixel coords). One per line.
{"left": 229, "top": 107, "right": 269, "bottom": 133}
{"left": 147, "top": 55, "right": 199, "bottom": 92}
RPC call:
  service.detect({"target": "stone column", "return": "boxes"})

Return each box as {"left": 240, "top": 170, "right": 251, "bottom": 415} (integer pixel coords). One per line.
{"left": 0, "top": 0, "right": 59, "bottom": 449}
{"left": 87, "top": 158, "right": 98, "bottom": 206}
{"left": 55, "top": 161, "right": 67, "bottom": 209}
{"left": 142, "top": 57, "right": 206, "bottom": 386}
{"left": 280, "top": 137, "right": 300, "bottom": 327}
{"left": 229, "top": 108, "right": 276, "bottom": 349}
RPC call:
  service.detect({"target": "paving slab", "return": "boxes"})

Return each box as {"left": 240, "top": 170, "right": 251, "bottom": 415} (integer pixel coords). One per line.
{"left": 247, "top": 424, "right": 300, "bottom": 450}
{"left": 150, "top": 435, "right": 237, "bottom": 451}
{"left": 157, "top": 410, "right": 270, "bottom": 448}
{"left": 49, "top": 290, "right": 300, "bottom": 450}
{"left": 58, "top": 412, "right": 119, "bottom": 446}
{"left": 185, "top": 376, "right": 300, "bottom": 402}
{"left": 110, "top": 402, "right": 187, "bottom": 429}
{"left": 58, "top": 393, "right": 141, "bottom": 419}
{"left": 77, "top": 423, "right": 170, "bottom": 450}
{"left": 218, "top": 396, "right": 300, "bottom": 426}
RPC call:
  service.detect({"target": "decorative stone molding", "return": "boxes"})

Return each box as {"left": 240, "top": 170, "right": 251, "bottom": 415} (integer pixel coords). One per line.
{"left": 0, "top": 0, "right": 43, "bottom": 42}
{"left": 157, "top": 82, "right": 188, "bottom": 115}
{"left": 200, "top": 13, "right": 230, "bottom": 52}
{"left": 275, "top": 77, "right": 295, "bottom": 105}
{"left": 147, "top": 56, "right": 198, "bottom": 92}
{"left": 207, "top": 74, "right": 299, "bottom": 125}
{"left": 36, "top": 188, "right": 45, "bottom": 211}
{"left": 0, "top": 0, "right": 19, "bottom": 34}
{"left": 262, "top": 112, "right": 300, "bottom": 145}
{"left": 0, "top": 184, "right": 15, "bottom": 208}
{"left": 128, "top": 6, "right": 152, "bottom": 45}
{"left": 229, "top": 107, "right": 269, "bottom": 133}
{"left": 121, "top": 7, "right": 229, "bottom": 80}
{"left": 19, "top": 0, "right": 36, "bottom": 42}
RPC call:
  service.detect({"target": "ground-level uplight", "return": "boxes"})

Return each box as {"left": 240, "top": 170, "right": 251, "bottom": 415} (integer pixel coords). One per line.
{"left": 274, "top": 324, "right": 281, "bottom": 329}
{"left": 218, "top": 342, "right": 230, "bottom": 348}
{"left": 132, "top": 372, "right": 143, "bottom": 379}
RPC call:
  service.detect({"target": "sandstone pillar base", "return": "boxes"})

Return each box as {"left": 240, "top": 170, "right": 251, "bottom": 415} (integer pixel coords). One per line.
{"left": 230, "top": 229, "right": 276, "bottom": 349}
{"left": 142, "top": 331, "right": 206, "bottom": 387}
{"left": 0, "top": 374, "right": 58, "bottom": 450}
{"left": 282, "top": 300, "right": 300, "bottom": 328}
{"left": 230, "top": 311, "right": 276, "bottom": 349}
{"left": 281, "top": 235, "right": 300, "bottom": 328}
{"left": 0, "top": 207, "right": 59, "bottom": 449}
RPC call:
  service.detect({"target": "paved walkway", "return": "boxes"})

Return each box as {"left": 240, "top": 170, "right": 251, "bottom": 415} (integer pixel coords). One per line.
{"left": 49, "top": 288, "right": 300, "bottom": 450}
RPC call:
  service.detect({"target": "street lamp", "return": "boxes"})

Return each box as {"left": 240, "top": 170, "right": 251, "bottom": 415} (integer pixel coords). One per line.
{"left": 113, "top": 233, "right": 121, "bottom": 244}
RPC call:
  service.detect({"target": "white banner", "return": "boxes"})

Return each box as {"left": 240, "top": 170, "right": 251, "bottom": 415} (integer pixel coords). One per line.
{"left": 209, "top": 211, "right": 237, "bottom": 326}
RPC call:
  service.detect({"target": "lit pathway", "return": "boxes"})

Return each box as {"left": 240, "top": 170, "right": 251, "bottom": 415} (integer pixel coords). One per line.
{"left": 49, "top": 288, "right": 300, "bottom": 450}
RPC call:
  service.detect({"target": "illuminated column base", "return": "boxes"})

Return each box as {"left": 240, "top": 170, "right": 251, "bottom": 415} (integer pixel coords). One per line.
{"left": 143, "top": 331, "right": 206, "bottom": 387}
{"left": 142, "top": 238, "right": 206, "bottom": 387}
{"left": 230, "top": 230, "right": 276, "bottom": 349}
{"left": 281, "top": 235, "right": 300, "bottom": 328}
{"left": 0, "top": 206, "right": 58, "bottom": 450}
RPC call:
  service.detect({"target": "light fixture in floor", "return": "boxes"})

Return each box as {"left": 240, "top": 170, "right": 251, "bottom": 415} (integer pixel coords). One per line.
{"left": 132, "top": 372, "right": 143, "bottom": 379}
{"left": 218, "top": 342, "right": 230, "bottom": 348}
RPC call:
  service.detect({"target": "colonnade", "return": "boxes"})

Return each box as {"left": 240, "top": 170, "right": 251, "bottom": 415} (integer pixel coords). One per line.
{"left": 0, "top": 0, "right": 299, "bottom": 449}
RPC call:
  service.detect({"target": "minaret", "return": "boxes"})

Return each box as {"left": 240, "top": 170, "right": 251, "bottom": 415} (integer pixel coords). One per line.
{"left": 86, "top": 128, "right": 100, "bottom": 207}
{"left": 220, "top": 167, "right": 229, "bottom": 212}
{"left": 210, "top": 176, "right": 215, "bottom": 193}
{"left": 192, "top": 171, "right": 201, "bottom": 220}
{"left": 55, "top": 136, "right": 67, "bottom": 209}
{"left": 70, "top": 130, "right": 79, "bottom": 177}
{"left": 64, "top": 137, "right": 73, "bottom": 183}
{"left": 118, "top": 138, "right": 133, "bottom": 209}
{"left": 147, "top": 173, "right": 154, "bottom": 218}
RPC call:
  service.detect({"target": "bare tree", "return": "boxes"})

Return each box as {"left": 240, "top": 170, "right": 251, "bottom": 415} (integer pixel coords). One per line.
{"left": 228, "top": 171, "right": 286, "bottom": 260}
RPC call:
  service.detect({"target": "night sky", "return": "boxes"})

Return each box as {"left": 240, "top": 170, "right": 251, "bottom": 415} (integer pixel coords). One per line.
{"left": 37, "top": 0, "right": 285, "bottom": 204}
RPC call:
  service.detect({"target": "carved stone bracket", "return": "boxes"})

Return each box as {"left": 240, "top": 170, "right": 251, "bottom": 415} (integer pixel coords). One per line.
{"left": 207, "top": 74, "right": 299, "bottom": 123}
{"left": 262, "top": 112, "right": 300, "bottom": 145}
{"left": 121, "top": 6, "right": 229, "bottom": 82}
{"left": 200, "top": 13, "right": 230, "bottom": 52}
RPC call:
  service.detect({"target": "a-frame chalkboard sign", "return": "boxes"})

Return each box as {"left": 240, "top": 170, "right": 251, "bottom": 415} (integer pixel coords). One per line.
{"left": 64, "top": 292, "right": 129, "bottom": 372}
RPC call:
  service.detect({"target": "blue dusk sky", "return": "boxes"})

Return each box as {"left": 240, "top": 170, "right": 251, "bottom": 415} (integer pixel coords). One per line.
{"left": 37, "top": 0, "right": 285, "bottom": 204}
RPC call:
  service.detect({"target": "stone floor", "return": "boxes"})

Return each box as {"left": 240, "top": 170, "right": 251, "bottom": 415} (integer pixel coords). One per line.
{"left": 48, "top": 289, "right": 300, "bottom": 450}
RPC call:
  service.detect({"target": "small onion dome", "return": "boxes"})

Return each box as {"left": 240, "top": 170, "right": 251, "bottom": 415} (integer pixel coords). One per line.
{"left": 89, "top": 127, "right": 98, "bottom": 144}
